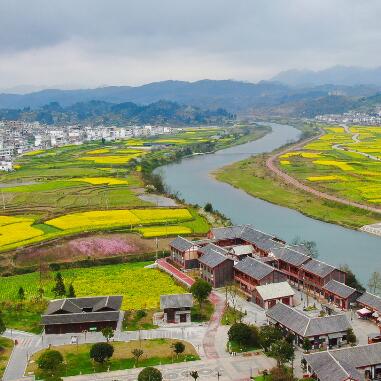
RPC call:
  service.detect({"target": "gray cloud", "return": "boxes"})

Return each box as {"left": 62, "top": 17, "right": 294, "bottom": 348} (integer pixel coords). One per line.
{"left": 0, "top": 0, "right": 380, "bottom": 90}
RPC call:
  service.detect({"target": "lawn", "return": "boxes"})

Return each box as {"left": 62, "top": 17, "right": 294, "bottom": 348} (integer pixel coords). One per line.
{"left": 0, "top": 337, "right": 14, "bottom": 378}
{"left": 122, "top": 309, "right": 158, "bottom": 331}
{"left": 27, "top": 339, "right": 199, "bottom": 379}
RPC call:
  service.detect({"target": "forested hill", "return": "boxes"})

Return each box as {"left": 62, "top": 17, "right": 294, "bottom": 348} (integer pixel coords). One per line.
{"left": 0, "top": 100, "right": 234, "bottom": 126}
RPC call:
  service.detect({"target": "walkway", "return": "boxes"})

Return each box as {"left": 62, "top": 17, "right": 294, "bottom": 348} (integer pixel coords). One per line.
{"left": 266, "top": 130, "right": 381, "bottom": 214}
{"left": 156, "top": 258, "right": 195, "bottom": 287}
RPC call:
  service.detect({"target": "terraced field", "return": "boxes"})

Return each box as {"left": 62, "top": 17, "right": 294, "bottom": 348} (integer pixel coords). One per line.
{"left": 0, "top": 128, "right": 234, "bottom": 254}
{"left": 277, "top": 125, "right": 381, "bottom": 207}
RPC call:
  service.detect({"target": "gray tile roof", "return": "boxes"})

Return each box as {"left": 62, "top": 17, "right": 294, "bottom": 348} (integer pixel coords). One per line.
{"left": 305, "top": 343, "right": 381, "bottom": 381}
{"left": 266, "top": 303, "right": 351, "bottom": 337}
{"left": 170, "top": 236, "right": 197, "bottom": 251}
{"left": 160, "top": 293, "right": 193, "bottom": 309}
{"left": 304, "top": 351, "right": 362, "bottom": 381}
{"left": 42, "top": 311, "right": 120, "bottom": 326}
{"left": 46, "top": 296, "right": 122, "bottom": 315}
{"left": 234, "top": 256, "right": 275, "bottom": 281}
{"left": 357, "top": 292, "right": 381, "bottom": 312}
{"left": 209, "top": 225, "right": 245, "bottom": 240}
{"left": 199, "top": 244, "right": 230, "bottom": 268}
{"left": 323, "top": 280, "right": 358, "bottom": 299}
{"left": 272, "top": 246, "right": 311, "bottom": 267}
{"left": 301, "top": 258, "right": 337, "bottom": 278}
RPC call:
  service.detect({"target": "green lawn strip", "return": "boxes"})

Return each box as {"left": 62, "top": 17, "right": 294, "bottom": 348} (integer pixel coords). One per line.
{"left": 122, "top": 309, "right": 158, "bottom": 331}
{"left": 0, "top": 337, "right": 14, "bottom": 378}
{"left": 191, "top": 300, "right": 214, "bottom": 322}
{"left": 215, "top": 156, "right": 380, "bottom": 229}
{"left": 228, "top": 340, "right": 261, "bottom": 353}
{"left": 28, "top": 339, "right": 199, "bottom": 379}
{"left": 0, "top": 180, "right": 82, "bottom": 193}
{"left": 33, "top": 223, "right": 63, "bottom": 234}
{"left": 182, "top": 208, "right": 210, "bottom": 234}
{"left": 0, "top": 300, "right": 47, "bottom": 334}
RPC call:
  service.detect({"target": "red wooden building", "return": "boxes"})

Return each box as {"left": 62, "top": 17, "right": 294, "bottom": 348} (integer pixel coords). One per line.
{"left": 322, "top": 279, "right": 361, "bottom": 310}
{"left": 233, "top": 256, "right": 286, "bottom": 299}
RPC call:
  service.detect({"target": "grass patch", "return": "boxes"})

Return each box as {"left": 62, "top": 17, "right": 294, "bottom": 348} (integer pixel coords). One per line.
{"left": 27, "top": 339, "right": 199, "bottom": 379}
{"left": 221, "top": 306, "right": 245, "bottom": 326}
{"left": 191, "top": 300, "right": 214, "bottom": 322}
{"left": 122, "top": 309, "right": 158, "bottom": 331}
{"left": 0, "top": 337, "right": 14, "bottom": 378}
{"left": 228, "top": 340, "right": 261, "bottom": 353}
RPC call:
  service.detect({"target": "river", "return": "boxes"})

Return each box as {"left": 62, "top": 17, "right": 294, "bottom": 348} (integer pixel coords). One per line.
{"left": 157, "top": 123, "right": 380, "bottom": 284}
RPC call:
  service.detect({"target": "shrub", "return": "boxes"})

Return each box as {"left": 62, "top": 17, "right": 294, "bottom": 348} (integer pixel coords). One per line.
{"left": 37, "top": 350, "right": 64, "bottom": 372}
{"left": 228, "top": 323, "right": 259, "bottom": 348}
{"left": 89, "top": 342, "right": 114, "bottom": 363}
{"left": 138, "top": 367, "right": 163, "bottom": 381}
{"left": 136, "top": 309, "right": 147, "bottom": 320}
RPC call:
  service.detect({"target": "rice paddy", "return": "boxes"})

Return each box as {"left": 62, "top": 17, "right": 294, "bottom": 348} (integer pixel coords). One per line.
{"left": 278, "top": 125, "right": 381, "bottom": 205}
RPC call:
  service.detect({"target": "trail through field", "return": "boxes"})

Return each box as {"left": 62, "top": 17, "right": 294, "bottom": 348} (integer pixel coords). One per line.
{"left": 266, "top": 129, "right": 381, "bottom": 214}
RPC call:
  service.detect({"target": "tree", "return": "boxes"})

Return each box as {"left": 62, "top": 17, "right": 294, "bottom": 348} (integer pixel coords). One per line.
{"left": 89, "top": 342, "right": 114, "bottom": 363}
{"left": 224, "top": 282, "right": 241, "bottom": 323}
{"left": 52, "top": 272, "right": 66, "bottom": 297}
{"left": 171, "top": 341, "right": 185, "bottom": 358}
{"left": 67, "top": 284, "right": 76, "bottom": 298}
{"left": 346, "top": 328, "right": 357, "bottom": 345}
{"left": 302, "top": 338, "right": 312, "bottom": 353}
{"left": 368, "top": 272, "right": 381, "bottom": 295}
{"left": 291, "top": 237, "right": 318, "bottom": 258}
{"left": 18, "top": 286, "right": 25, "bottom": 300}
{"left": 204, "top": 202, "right": 213, "bottom": 213}
{"left": 138, "top": 367, "right": 163, "bottom": 381}
{"left": 340, "top": 265, "right": 365, "bottom": 292}
{"left": 0, "top": 314, "right": 6, "bottom": 336}
{"left": 259, "top": 325, "right": 283, "bottom": 352}
{"left": 269, "top": 340, "right": 295, "bottom": 368}
{"left": 190, "top": 279, "right": 212, "bottom": 311}
{"left": 190, "top": 370, "right": 199, "bottom": 380}
{"left": 37, "top": 350, "right": 64, "bottom": 373}
{"left": 132, "top": 348, "right": 144, "bottom": 366}
{"left": 228, "top": 323, "right": 259, "bottom": 349}
{"left": 101, "top": 327, "right": 114, "bottom": 342}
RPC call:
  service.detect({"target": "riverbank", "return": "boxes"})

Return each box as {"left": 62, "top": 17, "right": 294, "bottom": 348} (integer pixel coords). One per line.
{"left": 214, "top": 154, "right": 380, "bottom": 230}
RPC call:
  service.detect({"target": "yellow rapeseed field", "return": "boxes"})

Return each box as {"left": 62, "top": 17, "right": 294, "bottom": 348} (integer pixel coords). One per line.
{"left": 313, "top": 160, "right": 354, "bottom": 171}
{"left": 138, "top": 225, "right": 192, "bottom": 237}
{"left": 307, "top": 175, "right": 347, "bottom": 182}
{"left": 23, "top": 150, "right": 45, "bottom": 156}
{"left": 86, "top": 148, "right": 110, "bottom": 154}
{"left": 71, "top": 177, "right": 129, "bottom": 185}
{"left": 46, "top": 208, "right": 193, "bottom": 231}
{"left": 0, "top": 217, "right": 44, "bottom": 247}
{"left": 79, "top": 154, "right": 140, "bottom": 164}
{"left": 280, "top": 152, "right": 320, "bottom": 159}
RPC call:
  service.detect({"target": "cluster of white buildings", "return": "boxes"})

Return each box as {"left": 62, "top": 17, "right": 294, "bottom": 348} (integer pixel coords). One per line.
{"left": 315, "top": 111, "right": 381, "bottom": 125}
{"left": 0, "top": 120, "right": 176, "bottom": 171}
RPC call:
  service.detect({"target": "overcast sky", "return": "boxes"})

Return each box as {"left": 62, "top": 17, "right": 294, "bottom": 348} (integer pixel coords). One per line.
{"left": 0, "top": 0, "right": 381, "bottom": 92}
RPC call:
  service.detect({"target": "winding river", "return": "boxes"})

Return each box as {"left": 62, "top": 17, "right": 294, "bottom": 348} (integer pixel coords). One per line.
{"left": 157, "top": 123, "right": 380, "bottom": 284}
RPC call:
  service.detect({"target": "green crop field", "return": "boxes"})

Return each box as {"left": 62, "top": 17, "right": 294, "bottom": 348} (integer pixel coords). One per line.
{"left": 0, "top": 262, "right": 185, "bottom": 310}
{"left": 278, "top": 126, "right": 381, "bottom": 206}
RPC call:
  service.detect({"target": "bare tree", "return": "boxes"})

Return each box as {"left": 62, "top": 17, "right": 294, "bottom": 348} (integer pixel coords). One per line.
{"left": 224, "top": 282, "right": 241, "bottom": 323}
{"left": 368, "top": 272, "right": 381, "bottom": 295}
{"left": 132, "top": 348, "right": 144, "bottom": 366}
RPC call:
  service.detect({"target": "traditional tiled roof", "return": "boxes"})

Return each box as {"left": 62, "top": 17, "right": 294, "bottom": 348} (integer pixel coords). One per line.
{"left": 301, "top": 258, "right": 337, "bottom": 278}
{"left": 42, "top": 296, "right": 123, "bottom": 326}
{"left": 357, "top": 292, "right": 381, "bottom": 312}
{"left": 255, "top": 282, "right": 295, "bottom": 301}
{"left": 272, "top": 246, "right": 311, "bottom": 267}
{"left": 266, "top": 303, "right": 351, "bottom": 337}
{"left": 170, "top": 236, "right": 197, "bottom": 251}
{"left": 229, "top": 245, "right": 254, "bottom": 256}
{"left": 160, "top": 293, "right": 193, "bottom": 309}
{"left": 234, "top": 256, "right": 275, "bottom": 281}
{"left": 209, "top": 225, "right": 245, "bottom": 240}
{"left": 305, "top": 343, "right": 381, "bottom": 381}
{"left": 199, "top": 244, "right": 230, "bottom": 268}
{"left": 323, "top": 280, "right": 358, "bottom": 299}
{"left": 42, "top": 311, "right": 120, "bottom": 325}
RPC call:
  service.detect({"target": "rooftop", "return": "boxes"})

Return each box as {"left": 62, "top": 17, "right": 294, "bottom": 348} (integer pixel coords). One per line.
{"left": 323, "top": 279, "right": 359, "bottom": 299}
{"left": 234, "top": 256, "right": 275, "bottom": 281}
{"left": 255, "top": 282, "right": 295, "bottom": 301}
{"left": 199, "top": 243, "right": 230, "bottom": 268}
{"left": 160, "top": 293, "right": 193, "bottom": 309}
{"left": 301, "top": 258, "right": 337, "bottom": 278}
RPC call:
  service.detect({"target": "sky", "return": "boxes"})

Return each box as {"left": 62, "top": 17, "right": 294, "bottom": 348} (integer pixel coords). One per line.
{"left": 0, "top": 0, "right": 381, "bottom": 92}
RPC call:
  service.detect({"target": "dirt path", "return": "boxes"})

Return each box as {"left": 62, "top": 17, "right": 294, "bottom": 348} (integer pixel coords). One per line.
{"left": 265, "top": 130, "right": 381, "bottom": 214}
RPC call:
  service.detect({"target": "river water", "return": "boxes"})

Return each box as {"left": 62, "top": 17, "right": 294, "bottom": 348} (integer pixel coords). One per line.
{"left": 157, "top": 123, "right": 380, "bottom": 284}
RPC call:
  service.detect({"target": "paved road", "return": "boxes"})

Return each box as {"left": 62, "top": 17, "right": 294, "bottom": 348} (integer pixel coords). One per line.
{"left": 156, "top": 258, "right": 195, "bottom": 287}
{"left": 265, "top": 129, "right": 381, "bottom": 214}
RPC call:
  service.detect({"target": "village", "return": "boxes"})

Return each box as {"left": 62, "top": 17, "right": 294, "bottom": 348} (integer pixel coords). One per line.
{"left": 0, "top": 120, "right": 178, "bottom": 171}
{"left": 2, "top": 224, "right": 381, "bottom": 381}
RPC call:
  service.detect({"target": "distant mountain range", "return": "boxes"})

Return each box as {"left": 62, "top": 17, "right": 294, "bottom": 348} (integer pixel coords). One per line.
{"left": 0, "top": 100, "right": 233, "bottom": 126}
{"left": 1, "top": 67, "right": 381, "bottom": 119}
{"left": 272, "top": 66, "right": 381, "bottom": 87}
